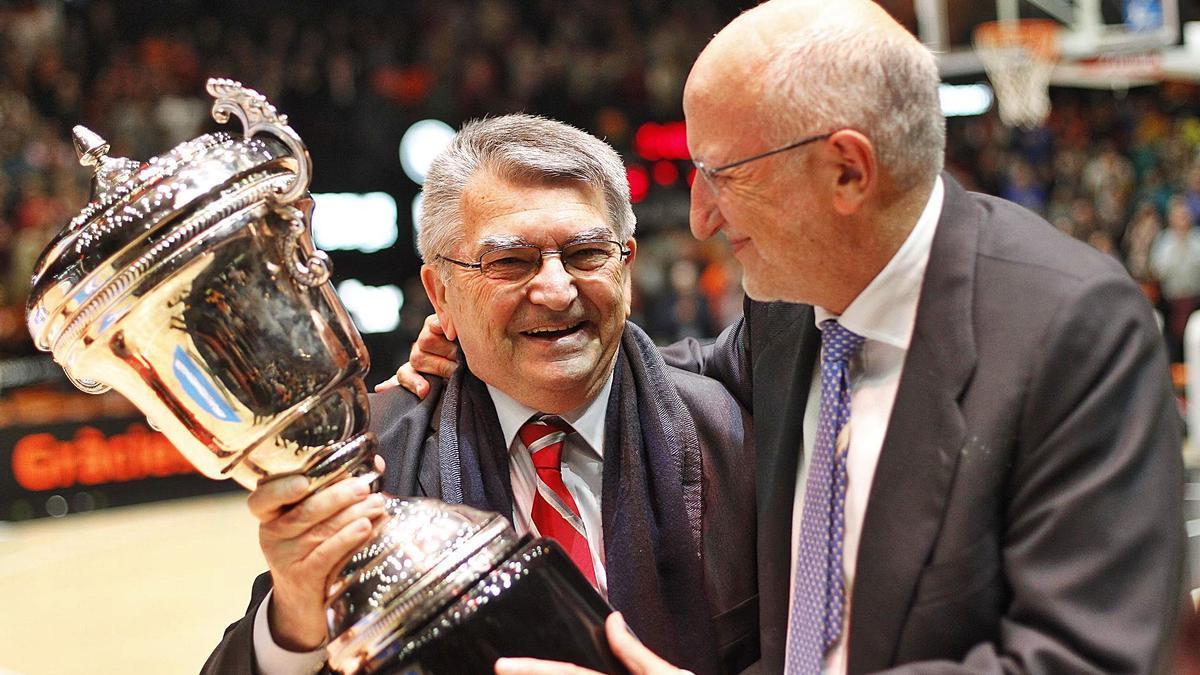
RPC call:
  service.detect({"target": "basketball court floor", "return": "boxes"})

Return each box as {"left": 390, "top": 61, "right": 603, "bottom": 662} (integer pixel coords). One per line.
{"left": 0, "top": 456, "right": 1196, "bottom": 673}
{"left": 0, "top": 493, "right": 263, "bottom": 674}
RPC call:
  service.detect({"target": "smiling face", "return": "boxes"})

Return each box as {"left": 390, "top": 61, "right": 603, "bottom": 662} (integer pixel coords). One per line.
{"left": 684, "top": 71, "right": 836, "bottom": 305}
{"left": 421, "top": 171, "right": 634, "bottom": 414}
{"left": 683, "top": 0, "right": 941, "bottom": 312}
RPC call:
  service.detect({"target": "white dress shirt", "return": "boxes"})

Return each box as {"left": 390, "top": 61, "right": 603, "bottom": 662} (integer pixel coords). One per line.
{"left": 486, "top": 374, "right": 613, "bottom": 597}
{"left": 788, "top": 177, "right": 944, "bottom": 674}
{"left": 253, "top": 371, "right": 615, "bottom": 674}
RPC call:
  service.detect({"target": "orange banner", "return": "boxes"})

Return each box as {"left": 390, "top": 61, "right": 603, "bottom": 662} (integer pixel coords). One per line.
{"left": 12, "top": 423, "right": 197, "bottom": 491}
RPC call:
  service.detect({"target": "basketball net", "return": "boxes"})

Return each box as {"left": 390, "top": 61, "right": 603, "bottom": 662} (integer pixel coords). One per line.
{"left": 973, "top": 19, "right": 1060, "bottom": 129}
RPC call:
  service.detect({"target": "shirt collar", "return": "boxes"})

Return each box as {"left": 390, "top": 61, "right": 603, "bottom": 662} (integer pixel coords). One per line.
{"left": 485, "top": 367, "right": 615, "bottom": 458}
{"left": 814, "top": 175, "right": 944, "bottom": 349}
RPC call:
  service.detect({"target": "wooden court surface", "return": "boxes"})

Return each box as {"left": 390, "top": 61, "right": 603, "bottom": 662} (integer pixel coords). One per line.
{"left": 0, "top": 454, "right": 1196, "bottom": 674}
{"left": 0, "top": 493, "right": 264, "bottom": 674}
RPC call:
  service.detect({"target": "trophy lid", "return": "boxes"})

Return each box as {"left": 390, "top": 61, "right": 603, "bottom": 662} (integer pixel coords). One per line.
{"left": 26, "top": 79, "right": 313, "bottom": 370}
{"left": 325, "top": 497, "right": 522, "bottom": 673}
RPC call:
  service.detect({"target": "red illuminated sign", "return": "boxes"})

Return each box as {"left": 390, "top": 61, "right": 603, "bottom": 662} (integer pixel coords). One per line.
{"left": 652, "top": 160, "right": 679, "bottom": 186}
{"left": 626, "top": 165, "right": 650, "bottom": 203}
{"left": 12, "top": 424, "right": 196, "bottom": 491}
{"left": 634, "top": 122, "right": 690, "bottom": 161}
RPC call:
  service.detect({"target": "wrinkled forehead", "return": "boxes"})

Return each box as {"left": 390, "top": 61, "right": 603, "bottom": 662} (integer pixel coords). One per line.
{"left": 462, "top": 168, "right": 607, "bottom": 212}
{"left": 472, "top": 225, "right": 617, "bottom": 251}
{"left": 684, "top": 96, "right": 772, "bottom": 167}
{"left": 458, "top": 171, "right": 615, "bottom": 251}
{"left": 684, "top": 44, "right": 773, "bottom": 160}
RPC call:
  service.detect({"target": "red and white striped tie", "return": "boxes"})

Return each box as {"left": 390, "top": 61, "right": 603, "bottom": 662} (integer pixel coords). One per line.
{"left": 518, "top": 416, "right": 598, "bottom": 587}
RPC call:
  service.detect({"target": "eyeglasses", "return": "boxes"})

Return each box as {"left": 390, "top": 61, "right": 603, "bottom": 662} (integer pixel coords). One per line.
{"left": 691, "top": 131, "right": 833, "bottom": 195}
{"left": 440, "top": 239, "right": 632, "bottom": 284}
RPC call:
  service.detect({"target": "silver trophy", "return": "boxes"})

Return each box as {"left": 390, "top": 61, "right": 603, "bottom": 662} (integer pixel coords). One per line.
{"left": 26, "top": 80, "right": 619, "bottom": 674}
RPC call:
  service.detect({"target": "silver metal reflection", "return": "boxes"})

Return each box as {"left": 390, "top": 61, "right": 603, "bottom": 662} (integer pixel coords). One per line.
{"left": 25, "top": 79, "right": 520, "bottom": 674}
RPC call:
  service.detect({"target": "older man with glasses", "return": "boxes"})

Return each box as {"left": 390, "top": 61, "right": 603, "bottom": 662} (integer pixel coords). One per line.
{"left": 201, "top": 114, "right": 759, "bottom": 675}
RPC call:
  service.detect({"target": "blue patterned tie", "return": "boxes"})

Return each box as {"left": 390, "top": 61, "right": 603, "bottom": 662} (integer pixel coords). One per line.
{"left": 785, "top": 319, "right": 865, "bottom": 674}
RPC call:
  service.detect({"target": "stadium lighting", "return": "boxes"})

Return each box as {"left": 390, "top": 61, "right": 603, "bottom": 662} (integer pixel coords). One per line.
{"left": 939, "top": 83, "right": 994, "bottom": 117}
{"left": 312, "top": 192, "right": 398, "bottom": 253}
{"left": 336, "top": 279, "right": 404, "bottom": 334}
{"left": 399, "top": 119, "right": 456, "bottom": 185}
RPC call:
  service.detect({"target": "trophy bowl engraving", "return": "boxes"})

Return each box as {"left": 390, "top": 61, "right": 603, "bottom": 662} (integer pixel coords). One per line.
{"left": 26, "top": 80, "right": 622, "bottom": 674}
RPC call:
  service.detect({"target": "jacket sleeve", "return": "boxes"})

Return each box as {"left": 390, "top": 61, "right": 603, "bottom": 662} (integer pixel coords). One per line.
{"left": 657, "top": 299, "right": 755, "bottom": 412}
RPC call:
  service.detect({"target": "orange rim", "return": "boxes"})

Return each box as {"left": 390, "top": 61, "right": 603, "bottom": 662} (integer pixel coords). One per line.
{"left": 973, "top": 18, "right": 1061, "bottom": 60}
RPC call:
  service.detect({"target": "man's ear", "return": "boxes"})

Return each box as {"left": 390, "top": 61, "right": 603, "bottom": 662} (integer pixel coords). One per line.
{"left": 826, "top": 129, "right": 875, "bottom": 216}
{"left": 621, "top": 239, "right": 636, "bottom": 319}
{"left": 420, "top": 265, "right": 458, "bottom": 341}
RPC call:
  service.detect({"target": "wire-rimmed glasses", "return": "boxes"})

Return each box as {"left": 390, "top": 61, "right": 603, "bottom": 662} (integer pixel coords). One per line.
{"left": 440, "top": 239, "right": 631, "bottom": 284}
{"left": 691, "top": 131, "right": 833, "bottom": 195}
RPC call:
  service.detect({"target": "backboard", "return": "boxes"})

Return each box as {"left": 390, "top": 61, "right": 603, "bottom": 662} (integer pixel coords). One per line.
{"left": 890, "top": 0, "right": 1200, "bottom": 88}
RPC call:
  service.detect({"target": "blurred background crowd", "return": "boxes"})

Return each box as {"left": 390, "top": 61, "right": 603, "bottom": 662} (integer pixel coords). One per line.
{"left": 0, "top": 0, "right": 752, "bottom": 384}
{"left": 2, "top": 0, "right": 1200, "bottom": 376}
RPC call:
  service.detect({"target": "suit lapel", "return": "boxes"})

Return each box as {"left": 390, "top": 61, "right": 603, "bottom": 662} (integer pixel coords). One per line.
{"left": 847, "top": 175, "right": 980, "bottom": 672}
{"left": 753, "top": 301, "right": 821, "bottom": 673}
{"left": 418, "top": 434, "right": 442, "bottom": 499}
{"left": 416, "top": 392, "right": 445, "bottom": 498}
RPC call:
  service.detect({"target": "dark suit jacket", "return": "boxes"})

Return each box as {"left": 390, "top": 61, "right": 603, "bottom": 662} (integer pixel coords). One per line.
{"left": 665, "top": 175, "right": 1186, "bottom": 673}
{"left": 202, "top": 363, "right": 759, "bottom": 674}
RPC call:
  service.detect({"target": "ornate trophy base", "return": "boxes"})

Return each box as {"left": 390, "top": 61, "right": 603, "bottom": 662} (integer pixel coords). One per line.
{"left": 372, "top": 537, "right": 626, "bottom": 674}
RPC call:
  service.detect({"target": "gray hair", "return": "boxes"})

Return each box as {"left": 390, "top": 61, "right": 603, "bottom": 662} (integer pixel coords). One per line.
{"left": 417, "top": 114, "right": 636, "bottom": 265}
{"left": 761, "top": 24, "right": 945, "bottom": 192}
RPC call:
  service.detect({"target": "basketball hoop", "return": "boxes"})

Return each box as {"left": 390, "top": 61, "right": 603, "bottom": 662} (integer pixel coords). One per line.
{"left": 973, "top": 19, "right": 1061, "bottom": 129}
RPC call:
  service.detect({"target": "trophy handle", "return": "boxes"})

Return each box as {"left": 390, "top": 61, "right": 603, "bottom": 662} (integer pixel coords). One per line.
{"left": 206, "top": 78, "right": 313, "bottom": 204}
{"left": 275, "top": 201, "right": 332, "bottom": 287}
{"left": 206, "top": 78, "right": 330, "bottom": 288}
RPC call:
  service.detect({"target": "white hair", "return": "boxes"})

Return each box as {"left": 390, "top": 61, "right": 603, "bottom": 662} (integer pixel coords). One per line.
{"left": 761, "top": 24, "right": 945, "bottom": 191}
{"left": 417, "top": 114, "right": 636, "bottom": 266}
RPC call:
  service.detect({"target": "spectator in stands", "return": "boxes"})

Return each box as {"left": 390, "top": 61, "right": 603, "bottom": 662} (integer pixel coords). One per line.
{"left": 1125, "top": 199, "right": 1164, "bottom": 285}
{"left": 1150, "top": 195, "right": 1200, "bottom": 361}
{"left": 1000, "top": 159, "right": 1046, "bottom": 214}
